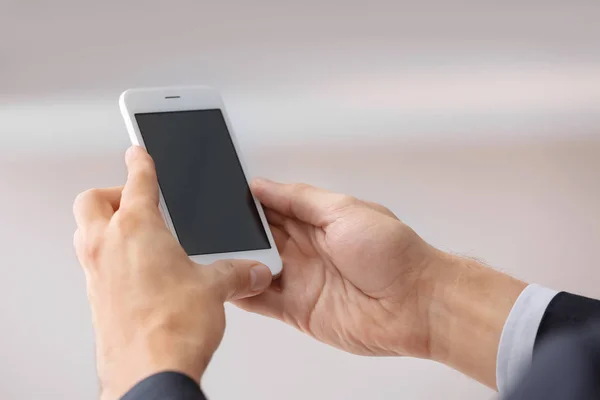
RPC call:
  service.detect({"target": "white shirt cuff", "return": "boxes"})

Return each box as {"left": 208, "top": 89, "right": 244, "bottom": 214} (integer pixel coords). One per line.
{"left": 496, "top": 284, "right": 559, "bottom": 394}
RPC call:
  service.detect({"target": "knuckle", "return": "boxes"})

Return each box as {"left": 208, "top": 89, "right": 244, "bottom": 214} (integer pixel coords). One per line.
{"left": 76, "top": 231, "right": 103, "bottom": 265}
{"left": 337, "top": 194, "right": 358, "bottom": 209}
{"left": 73, "top": 188, "right": 100, "bottom": 211}
{"left": 340, "top": 194, "right": 358, "bottom": 205}
{"left": 213, "top": 260, "right": 236, "bottom": 278}
{"left": 326, "top": 194, "right": 359, "bottom": 216}
{"left": 83, "top": 240, "right": 101, "bottom": 262}
{"left": 292, "top": 182, "right": 311, "bottom": 193}
{"left": 113, "top": 208, "right": 144, "bottom": 233}
{"left": 212, "top": 260, "right": 243, "bottom": 297}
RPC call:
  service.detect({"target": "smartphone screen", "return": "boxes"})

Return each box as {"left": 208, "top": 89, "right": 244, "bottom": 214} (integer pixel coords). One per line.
{"left": 134, "top": 109, "right": 270, "bottom": 256}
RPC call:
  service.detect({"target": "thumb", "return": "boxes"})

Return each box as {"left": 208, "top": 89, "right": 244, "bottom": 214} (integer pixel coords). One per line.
{"left": 207, "top": 260, "right": 273, "bottom": 301}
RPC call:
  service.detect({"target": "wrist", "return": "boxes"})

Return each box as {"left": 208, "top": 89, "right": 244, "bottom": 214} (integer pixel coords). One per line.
{"left": 419, "top": 251, "right": 527, "bottom": 389}
{"left": 99, "top": 332, "right": 210, "bottom": 400}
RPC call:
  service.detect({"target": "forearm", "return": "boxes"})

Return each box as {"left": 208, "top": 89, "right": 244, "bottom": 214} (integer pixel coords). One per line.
{"left": 421, "top": 252, "right": 527, "bottom": 389}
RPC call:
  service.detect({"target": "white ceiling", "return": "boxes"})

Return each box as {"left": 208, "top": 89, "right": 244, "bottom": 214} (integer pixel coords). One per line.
{"left": 1, "top": 0, "right": 600, "bottom": 159}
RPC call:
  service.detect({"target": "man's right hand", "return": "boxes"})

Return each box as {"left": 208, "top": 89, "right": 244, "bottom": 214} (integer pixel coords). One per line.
{"left": 236, "top": 179, "right": 527, "bottom": 389}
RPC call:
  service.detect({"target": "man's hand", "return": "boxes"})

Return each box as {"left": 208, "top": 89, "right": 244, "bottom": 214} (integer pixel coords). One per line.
{"left": 73, "top": 146, "right": 273, "bottom": 400}
{"left": 235, "top": 179, "right": 435, "bottom": 357}
{"left": 236, "top": 179, "right": 526, "bottom": 388}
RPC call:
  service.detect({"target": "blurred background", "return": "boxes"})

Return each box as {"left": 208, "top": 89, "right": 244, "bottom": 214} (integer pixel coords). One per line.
{"left": 1, "top": 1, "right": 599, "bottom": 399}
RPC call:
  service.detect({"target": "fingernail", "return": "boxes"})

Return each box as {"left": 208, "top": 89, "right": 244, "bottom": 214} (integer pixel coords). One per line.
{"left": 250, "top": 264, "right": 272, "bottom": 291}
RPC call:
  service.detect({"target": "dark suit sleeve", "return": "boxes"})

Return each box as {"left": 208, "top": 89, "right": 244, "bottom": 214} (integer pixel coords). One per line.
{"left": 121, "top": 371, "right": 207, "bottom": 400}
{"left": 506, "top": 324, "right": 600, "bottom": 400}
{"left": 505, "top": 292, "right": 600, "bottom": 400}
{"left": 534, "top": 292, "right": 600, "bottom": 350}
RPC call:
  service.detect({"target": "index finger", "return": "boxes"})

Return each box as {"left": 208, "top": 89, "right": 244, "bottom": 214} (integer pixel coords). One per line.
{"left": 250, "top": 179, "right": 348, "bottom": 227}
{"left": 120, "top": 146, "right": 159, "bottom": 208}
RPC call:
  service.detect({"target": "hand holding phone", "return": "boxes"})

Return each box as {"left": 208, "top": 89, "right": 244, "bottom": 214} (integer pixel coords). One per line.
{"left": 73, "top": 146, "right": 274, "bottom": 399}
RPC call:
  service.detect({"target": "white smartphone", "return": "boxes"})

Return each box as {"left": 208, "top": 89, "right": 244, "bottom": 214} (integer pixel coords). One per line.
{"left": 119, "top": 86, "right": 282, "bottom": 276}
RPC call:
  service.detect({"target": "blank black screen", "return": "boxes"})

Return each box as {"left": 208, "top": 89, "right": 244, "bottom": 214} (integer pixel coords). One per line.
{"left": 135, "top": 109, "right": 270, "bottom": 256}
